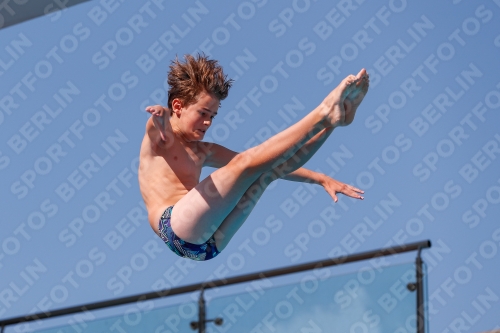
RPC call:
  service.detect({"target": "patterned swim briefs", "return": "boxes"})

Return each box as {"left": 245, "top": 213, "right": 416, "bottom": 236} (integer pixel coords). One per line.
{"left": 157, "top": 206, "right": 220, "bottom": 261}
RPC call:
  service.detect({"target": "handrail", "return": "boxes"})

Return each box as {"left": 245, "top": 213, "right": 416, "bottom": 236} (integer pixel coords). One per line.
{"left": 0, "top": 240, "right": 431, "bottom": 327}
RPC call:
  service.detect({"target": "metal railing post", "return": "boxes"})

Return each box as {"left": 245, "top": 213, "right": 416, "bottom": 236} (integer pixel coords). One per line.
{"left": 199, "top": 289, "right": 206, "bottom": 333}
{"left": 190, "top": 289, "right": 223, "bottom": 332}
{"left": 416, "top": 247, "right": 425, "bottom": 333}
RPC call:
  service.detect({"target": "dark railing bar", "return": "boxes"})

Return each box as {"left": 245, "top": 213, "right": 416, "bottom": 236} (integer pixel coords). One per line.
{"left": 0, "top": 240, "right": 431, "bottom": 327}
{"left": 416, "top": 247, "right": 425, "bottom": 333}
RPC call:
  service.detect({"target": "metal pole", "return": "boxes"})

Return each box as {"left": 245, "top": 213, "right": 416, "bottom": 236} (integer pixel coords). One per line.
{"left": 416, "top": 247, "right": 425, "bottom": 333}
{"left": 199, "top": 289, "right": 206, "bottom": 333}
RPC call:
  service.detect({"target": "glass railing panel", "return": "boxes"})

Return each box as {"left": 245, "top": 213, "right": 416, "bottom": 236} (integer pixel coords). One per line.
{"left": 32, "top": 300, "right": 198, "bottom": 333}
{"left": 30, "top": 262, "right": 427, "bottom": 332}
{"left": 205, "top": 262, "right": 422, "bottom": 333}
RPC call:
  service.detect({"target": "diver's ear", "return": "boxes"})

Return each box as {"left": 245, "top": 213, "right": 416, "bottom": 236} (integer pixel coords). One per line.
{"left": 172, "top": 98, "right": 183, "bottom": 117}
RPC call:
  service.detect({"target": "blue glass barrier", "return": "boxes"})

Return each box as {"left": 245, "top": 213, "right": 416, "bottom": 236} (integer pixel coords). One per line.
{"left": 205, "top": 262, "right": 421, "bottom": 333}
{"left": 33, "top": 262, "right": 424, "bottom": 332}
{"left": 31, "top": 300, "right": 198, "bottom": 333}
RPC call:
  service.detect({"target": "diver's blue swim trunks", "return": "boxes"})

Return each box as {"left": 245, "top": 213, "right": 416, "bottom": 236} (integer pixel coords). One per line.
{"left": 158, "top": 206, "right": 220, "bottom": 261}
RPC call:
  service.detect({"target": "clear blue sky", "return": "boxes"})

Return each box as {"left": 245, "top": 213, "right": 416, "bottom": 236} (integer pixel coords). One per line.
{"left": 1, "top": 1, "right": 499, "bottom": 332}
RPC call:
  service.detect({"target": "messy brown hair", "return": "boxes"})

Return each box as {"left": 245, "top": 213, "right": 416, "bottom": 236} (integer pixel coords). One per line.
{"left": 167, "top": 54, "right": 233, "bottom": 110}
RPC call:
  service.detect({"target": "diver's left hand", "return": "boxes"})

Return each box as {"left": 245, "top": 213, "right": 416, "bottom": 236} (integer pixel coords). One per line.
{"left": 320, "top": 176, "right": 364, "bottom": 203}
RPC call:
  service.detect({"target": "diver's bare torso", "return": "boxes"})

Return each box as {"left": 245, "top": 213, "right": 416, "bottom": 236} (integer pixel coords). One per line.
{"left": 138, "top": 120, "right": 211, "bottom": 234}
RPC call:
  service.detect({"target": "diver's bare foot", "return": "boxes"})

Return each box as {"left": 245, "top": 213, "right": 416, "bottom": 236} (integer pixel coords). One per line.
{"left": 343, "top": 69, "right": 369, "bottom": 126}
{"left": 321, "top": 72, "right": 358, "bottom": 128}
